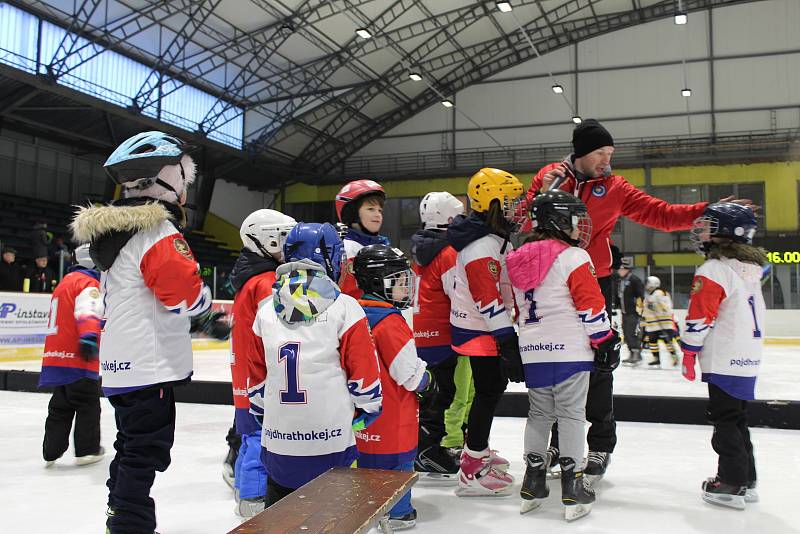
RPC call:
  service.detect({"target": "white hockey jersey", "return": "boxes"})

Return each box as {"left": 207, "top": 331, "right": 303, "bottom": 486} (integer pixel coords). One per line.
{"left": 251, "top": 260, "right": 382, "bottom": 489}
{"left": 507, "top": 239, "right": 611, "bottom": 388}
{"left": 681, "top": 257, "right": 764, "bottom": 400}
{"left": 448, "top": 229, "right": 515, "bottom": 356}
{"left": 643, "top": 288, "right": 675, "bottom": 332}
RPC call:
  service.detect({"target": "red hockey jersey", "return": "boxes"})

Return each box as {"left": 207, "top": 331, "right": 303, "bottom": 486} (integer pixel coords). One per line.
{"left": 39, "top": 268, "right": 102, "bottom": 387}
{"left": 411, "top": 238, "right": 457, "bottom": 365}
{"left": 356, "top": 300, "right": 427, "bottom": 462}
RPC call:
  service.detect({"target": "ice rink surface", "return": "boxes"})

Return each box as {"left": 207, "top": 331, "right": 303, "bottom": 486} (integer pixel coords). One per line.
{"left": 3, "top": 389, "right": 800, "bottom": 534}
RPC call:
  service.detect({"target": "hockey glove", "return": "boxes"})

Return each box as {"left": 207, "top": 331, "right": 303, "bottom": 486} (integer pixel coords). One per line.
{"left": 496, "top": 332, "right": 525, "bottom": 383}
{"left": 78, "top": 334, "right": 99, "bottom": 361}
{"left": 415, "top": 370, "right": 438, "bottom": 403}
{"left": 352, "top": 408, "right": 382, "bottom": 432}
{"left": 593, "top": 329, "right": 621, "bottom": 373}
{"left": 681, "top": 351, "right": 697, "bottom": 381}
{"left": 190, "top": 309, "right": 231, "bottom": 340}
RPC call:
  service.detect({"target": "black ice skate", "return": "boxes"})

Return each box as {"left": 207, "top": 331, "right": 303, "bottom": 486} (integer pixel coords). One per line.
{"left": 584, "top": 451, "right": 611, "bottom": 485}
{"left": 520, "top": 453, "right": 550, "bottom": 514}
{"left": 702, "top": 476, "right": 746, "bottom": 510}
{"left": 647, "top": 356, "right": 662, "bottom": 369}
{"left": 622, "top": 349, "right": 642, "bottom": 366}
{"left": 414, "top": 445, "right": 459, "bottom": 484}
{"left": 560, "top": 458, "right": 595, "bottom": 521}
{"left": 388, "top": 509, "right": 417, "bottom": 530}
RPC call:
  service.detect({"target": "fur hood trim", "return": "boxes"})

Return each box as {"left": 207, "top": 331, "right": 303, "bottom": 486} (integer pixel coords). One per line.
{"left": 71, "top": 202, "right": 173, "bottom": 243}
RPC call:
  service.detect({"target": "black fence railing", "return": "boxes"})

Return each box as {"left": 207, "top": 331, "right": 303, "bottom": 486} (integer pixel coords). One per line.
{"left": 340, "top": 128, "right": 800, "bottom": 180}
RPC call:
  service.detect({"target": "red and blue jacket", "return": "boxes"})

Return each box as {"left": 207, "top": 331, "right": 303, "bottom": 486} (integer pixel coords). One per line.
{"left": 230, "top": 250, "right": 279, "bottom": 435}
{"left": 410, "top": 229, "right": 457, "bottom": 365}
{"left": 39, "top": 267, "right": 102, "bottom": 387}
{"left": 356, "top": 298, "right": 427, "bottom": 467}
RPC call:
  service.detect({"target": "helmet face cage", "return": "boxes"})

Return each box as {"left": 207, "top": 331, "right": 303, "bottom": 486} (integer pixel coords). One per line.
{"left": 505, "top": 196, "right": 529, "bottom": 230}
{"left": 573, "top": 212, "right": 593, "bottom": 249}
{"left": 690, "top": 215, "right": 717, "bottom": 254}
{"left": 381, "top": 268, "right": 417, "bottom": 310}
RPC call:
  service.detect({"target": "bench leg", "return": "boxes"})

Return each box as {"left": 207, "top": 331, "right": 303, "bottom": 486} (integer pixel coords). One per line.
{"left": 378, "top": 516, "right": 394, "bottom": 534}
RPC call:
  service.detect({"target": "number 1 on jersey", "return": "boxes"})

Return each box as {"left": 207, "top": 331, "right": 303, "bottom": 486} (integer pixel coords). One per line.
{"left": 524, "top": 289, "right": 542, "bottom": 324}
{"left": 278, "top": 342, "right": 307, "bottom": 404}
{"left": 747, "top": 295, "right": 762, "bottom": 339}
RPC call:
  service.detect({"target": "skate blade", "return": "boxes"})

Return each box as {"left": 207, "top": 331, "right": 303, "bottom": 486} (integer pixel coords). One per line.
{"left": 702, "top": 492, "right": 746, "bottom": 510}
{"left": 520, "top": 498, "right": 544, "bottom": 514}
{"left": 745, "top": 489, "right": 759, "bottom": 504}
{"left": 222, "top": 470, "right": 236, "bottom": 490}
{"left": 455, "top": 485, "right": 514, "bottom": 498}
{"left": 564, "top": 503, "right": 592, "bottom": 521}
{"left": 585, "top": 473, "right": 604, "bottom": 486}
{"left": 75, "top": 454, "right": 104, "bottom": 466}
{"left": 416, "top": 472, "right": 459, "bottom": 486}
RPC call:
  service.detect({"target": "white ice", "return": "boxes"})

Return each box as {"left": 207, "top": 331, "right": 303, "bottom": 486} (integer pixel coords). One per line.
{"left": 3, "top": 390, "right": 799, "bottom": 534}
{"left": 5, "top": 344, "right": 798, "bottom": 400}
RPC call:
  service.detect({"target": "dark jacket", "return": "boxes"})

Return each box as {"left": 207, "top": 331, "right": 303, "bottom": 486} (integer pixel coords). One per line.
{"left": 30, "top": 224, "right": 50, "bottom": 259}
{"left": 410, "top": 229, "right": 449, "bottom": 267}
{"left": 0, "top": 260, "right": 24, "bottom": 291}
{"left": 229, "top": 249, "right": 279, "bottom": 294}
{"left": 617, "top": 272, "right": 644, "bottom": 316}
{"left": 25, "top": 265, "right": 56, "bottom": 293}
{"left": 446, "top": 213, "right": 491, "bottom": 252}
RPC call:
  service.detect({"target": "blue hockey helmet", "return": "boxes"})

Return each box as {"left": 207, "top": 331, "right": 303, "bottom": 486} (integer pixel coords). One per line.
{"left": 283, "top": 222, "right": 345, "bottom": 282}
{"left": 690, "top": 202, "right": 757, "bottom": 254}
{"left": 103, "top": 131, "right": 190, "bottom": 185}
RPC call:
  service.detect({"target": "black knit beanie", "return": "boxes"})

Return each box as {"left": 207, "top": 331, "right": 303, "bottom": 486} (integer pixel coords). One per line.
{"left": 572, "top": 119, "right": 614, "bottom": 158}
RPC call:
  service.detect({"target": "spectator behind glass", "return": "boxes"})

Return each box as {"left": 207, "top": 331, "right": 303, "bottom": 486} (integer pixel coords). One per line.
{"left": 0, "top": 247, "right": 24, "bottom": 291}
{"left": 25, "top": 256, "right": 56, "bottom": 293}
{"left": 31, "top": 221, "right": 51, "bottom": 260}
{"left": 49, "top": 236, "right": 72, "bottom": 270}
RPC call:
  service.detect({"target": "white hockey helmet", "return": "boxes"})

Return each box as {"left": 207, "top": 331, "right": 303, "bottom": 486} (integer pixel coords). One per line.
{"left": 240, "top": 209, "right": 297, "bottom": 260}
{"left": 645, "top": 276, "right": 661, "bottom": 291}
{"left": 419, "top": 192, "right": 464, "bottom": 230}
{"left": 74, "top": 243, "right": 94, "bottom": 269}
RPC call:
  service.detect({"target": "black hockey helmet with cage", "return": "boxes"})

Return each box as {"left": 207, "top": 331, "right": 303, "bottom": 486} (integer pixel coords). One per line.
{"left": 529, "top": 190, "right": 592, "bottom": 248}
{"left": 690, "top": 202, "right": 757, "bottom": 254}
{"left": 353, "top": 244, "right": 416, "bottom": 309}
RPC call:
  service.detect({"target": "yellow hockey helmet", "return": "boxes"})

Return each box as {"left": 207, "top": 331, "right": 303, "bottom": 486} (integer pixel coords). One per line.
{"left": 467, "top": 168, "right": 524, "bottom": 216}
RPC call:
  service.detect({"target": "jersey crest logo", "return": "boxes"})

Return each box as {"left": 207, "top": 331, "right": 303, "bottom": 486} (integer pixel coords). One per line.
{"left": 691, "top": 278, "right": 703, "bottom": 294}
{"left": 89, "top": 288, "right": 100, "bottom": 298}
{"left": 487, "top": 260, "right": 500, "bottom": 280}
{"left": 591, "top": 184, "right": 606, "bottom": 197}
{"left": 173, "top": 237, "right": 193, "bottom": 259}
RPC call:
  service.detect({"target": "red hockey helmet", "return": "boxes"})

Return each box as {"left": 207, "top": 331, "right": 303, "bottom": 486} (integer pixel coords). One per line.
{"left": 335, "top": 179, "right": 386, "bottom": 225}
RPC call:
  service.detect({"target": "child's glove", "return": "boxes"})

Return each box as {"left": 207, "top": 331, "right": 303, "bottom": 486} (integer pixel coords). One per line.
{"left": 415, "top": 370, "right": 438, "bottom": 403}
{"left": 592, "top": 330, "right": 621, "bottom": 373}
{"left": 352, "top": 408, "right": 382, "bottom": 432}
{"left": 681, "top": 351, "right": 697, "bottom": 381}
{"left": 190, "top": 309, "right": 231, "bottom": 340}
{"left": 78, "top": 334, "right": 99, "bottom": 361}
{"left": 496, "top": 333, "right": 524, "bottom": 383}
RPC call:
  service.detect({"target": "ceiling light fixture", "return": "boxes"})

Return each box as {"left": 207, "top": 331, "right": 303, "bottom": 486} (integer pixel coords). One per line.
{"left": 496, "top": 2, "right": 513, "bottom": 12}
{"left": 441, "top": 99, "right": 454, "bottom": 108}
{"left": 355, "top": 28, "right": 372, "bottom": 39}
{"left": 681, "top": 88, "right": 692, "bottom": 97}
{"left": 572, "top": 116, "right": 582, "bottom": 124}
{"left": 551, "top": 84, "right": 564, "bottom": 94}
{"left": 408, "top": 73, "right": 422, "bottom": 82}
{"left": 674, "top": 13, "right": 687, "bottom": 25}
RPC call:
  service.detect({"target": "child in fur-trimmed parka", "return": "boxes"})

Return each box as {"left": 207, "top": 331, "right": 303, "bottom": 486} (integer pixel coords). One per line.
{"left": 71, "top": 131, "right": 230, "bottom": 534}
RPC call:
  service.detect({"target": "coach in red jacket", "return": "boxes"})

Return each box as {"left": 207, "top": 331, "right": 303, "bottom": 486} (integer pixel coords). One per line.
{"left": 523, "top": 119, "right": 752, "bottom": 481}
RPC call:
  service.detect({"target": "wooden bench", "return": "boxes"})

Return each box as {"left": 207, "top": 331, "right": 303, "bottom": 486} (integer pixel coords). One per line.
{"left": 229, "top": 468, "right": 418, "bottom": 534}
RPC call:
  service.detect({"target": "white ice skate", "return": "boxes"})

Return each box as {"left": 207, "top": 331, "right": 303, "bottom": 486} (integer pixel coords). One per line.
{"left": 75, "top": 446, "right": 105, "bottom": 466}
{"left": 745, "top": 486, "right": 759, "bottom": 503}
{"left": 701, "top": 477, "right": 746, "bottom": 510}
{"left": 235, "top": 497, "right": 265, "bottom": 518}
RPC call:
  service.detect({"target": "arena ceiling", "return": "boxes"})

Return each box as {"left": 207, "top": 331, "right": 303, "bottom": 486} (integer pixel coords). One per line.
{"left": 0, "top": 0, "right": 766, "bottom": 187}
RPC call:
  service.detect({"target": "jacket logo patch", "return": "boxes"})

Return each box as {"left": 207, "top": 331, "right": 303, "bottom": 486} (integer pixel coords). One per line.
{"left": 89, "top": 288, "right": 100, "bottom": 298}
{"left": 487, "top": 260, "right": 500, "bottom": 280}
{"left": 173, "top": 238, "right": 193, "bottom": 259}
{"left": 591, "top": 184, "right": 607, "bottom": 197}
{"left": 691, "top": 278, "right": 703, "bottom": 294}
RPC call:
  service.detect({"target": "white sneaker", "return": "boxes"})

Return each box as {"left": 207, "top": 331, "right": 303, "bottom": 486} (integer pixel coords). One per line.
{"left": 75, "top": 446, "right": 105, "bottom": 466}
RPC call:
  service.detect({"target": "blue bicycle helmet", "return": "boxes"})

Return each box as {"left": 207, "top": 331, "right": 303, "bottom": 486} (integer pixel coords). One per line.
{"left": 283, "top": 223, "right": 345, "bottom": 282}
{"left": 103, "top": 131, "right": 189, "bottom": 185}
{"left": 690, "top": 202, "right": 757, "bottom": 254}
